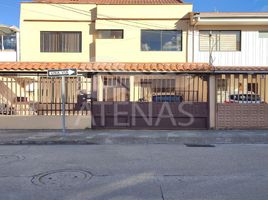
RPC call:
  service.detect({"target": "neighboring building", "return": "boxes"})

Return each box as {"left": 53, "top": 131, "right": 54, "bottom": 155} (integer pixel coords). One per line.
{"left": 0, "top": 25, "right": 19, "bottom": 61}
{"left": 1, "top": 0, "right": 268, "bottom": 130}
{"left": 188, "top": 12, "right": 268, "bottom": 66}
{"left": 188, "top": 13, "right": 268, "bottom": 129}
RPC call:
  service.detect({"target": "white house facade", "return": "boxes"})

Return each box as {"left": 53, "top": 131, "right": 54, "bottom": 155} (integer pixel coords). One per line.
{"left": 188, "top": 13, "right": 268, "bottom": 67}
{"left": 0, "top": 25, "right": 19, "bottom": 62}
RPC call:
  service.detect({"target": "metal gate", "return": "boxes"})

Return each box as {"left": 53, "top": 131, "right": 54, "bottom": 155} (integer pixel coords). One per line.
{"left": 216, "top": 74, "right": 268, "bottom": 129}
{"left": 0, "top": 73, "right": 92, "bottom": 116}
{"left": 92, "top": 74, "right": 209, "bottom": 130}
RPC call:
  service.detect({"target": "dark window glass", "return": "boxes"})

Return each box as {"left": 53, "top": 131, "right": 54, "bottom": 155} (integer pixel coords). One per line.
{"left": 248, "top": 83, "right": 258, "bottom": 93}
{"left": 40, "top": 31, "right": 82, "bottom": 52}
{"left": 217, "top": 79, "right": 227, "bottom": 91}
{"left": 141, "top": 30, "right": 161, "bottom": 51}
{"left": 97, "top": 30, "right": 124, "bottom": 39}
{"left": 141, "top": 30, "right": 182, "bottom": 51}
{"left": 1, "top": 34, "right": 16, "bottom": 50}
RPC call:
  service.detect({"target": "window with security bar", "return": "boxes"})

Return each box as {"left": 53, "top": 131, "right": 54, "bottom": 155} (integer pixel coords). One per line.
{"left": 216, "top": 74, "right": 268, "bottom": 104}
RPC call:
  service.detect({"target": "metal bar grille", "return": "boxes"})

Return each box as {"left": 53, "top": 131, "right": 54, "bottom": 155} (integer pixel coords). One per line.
{"left": 99, "top": 74, "right": 208, "bottom": 103}
{"left": 216, "top": 73, "right": 268, "bottom": 104}
{"left": 0, "top": 73, "right": 92, "bottom": 116}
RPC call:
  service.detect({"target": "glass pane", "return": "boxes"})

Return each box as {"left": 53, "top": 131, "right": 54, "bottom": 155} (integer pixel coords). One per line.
{"left": 141, "top": 30, "right": 161, "bottom": 51}
{"left": 41, "top": 32, "right": 60, "bottom": 52}
{"left": 162, "top": 30, "right": 182, "bottom": 51}
{"left": 3, "top": 34, "right": 16, "bottom": 50}
{"left": 61, "top": 32, "right": 81, "bottom": 52}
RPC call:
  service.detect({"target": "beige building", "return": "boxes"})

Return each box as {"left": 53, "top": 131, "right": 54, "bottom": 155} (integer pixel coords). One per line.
{"left": 20, "top": 0, "right": 192, "bottom": 62}
{"left": 1, "top": 0, "right": 268, "bottom": 130}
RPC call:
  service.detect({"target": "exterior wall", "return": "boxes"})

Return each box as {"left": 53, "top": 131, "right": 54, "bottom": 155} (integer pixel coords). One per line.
{"left": 95, "top": 5, "right": 192, "bottom": 62}
{"left": 95, "top": 20, "right": 189, "bottom": 62}
{"left": 97, "top": 5, "right": 192, "bottom": 19}
{"left": 20, "top": 3, "right": 96, "bottom": 62}
{"left": 16, "top": 32, "right": 20, "bottom": 61}
{"left": 216, "top": 104, "right": 268, "bottom": 129}
{"left": 20, "top": 3, "right": 192, "bottom": 62}
{"left": 0, "top": 116, "right": 91, "bottom": 129}
{"left": 0, "top": 51, "right": 17, "bottom": 62}
{"left": 190, "top": 25, "right": 268, "bottom": 66}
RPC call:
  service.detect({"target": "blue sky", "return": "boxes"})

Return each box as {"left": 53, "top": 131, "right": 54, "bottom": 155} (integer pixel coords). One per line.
{"left": 0, "top": 0, "right": 268, "bottom": 27}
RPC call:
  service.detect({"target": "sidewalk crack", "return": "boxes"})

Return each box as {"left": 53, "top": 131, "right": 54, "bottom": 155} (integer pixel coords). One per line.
{"left": 159, "top": 184, "right": 165, "bottom": 200}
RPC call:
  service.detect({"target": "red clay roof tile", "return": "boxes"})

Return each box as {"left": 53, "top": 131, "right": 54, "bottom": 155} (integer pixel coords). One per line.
{"left": 0, "top": 62, "right": 212, "bottom": 72}
{"left": 215, "top": 66, "right": 268, "bottom": 72}
{"left": 33, "top": 0, "right": 183, "bottom": 4}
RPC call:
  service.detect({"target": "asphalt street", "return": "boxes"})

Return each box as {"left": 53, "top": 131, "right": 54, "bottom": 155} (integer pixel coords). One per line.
{"left": 0, "top": 144, "right": 268, "bottom": 200}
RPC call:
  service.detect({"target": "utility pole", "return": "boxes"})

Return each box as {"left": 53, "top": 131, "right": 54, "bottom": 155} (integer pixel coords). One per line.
{"left": 209, "top": 31, "right": 214, "bottom": 66}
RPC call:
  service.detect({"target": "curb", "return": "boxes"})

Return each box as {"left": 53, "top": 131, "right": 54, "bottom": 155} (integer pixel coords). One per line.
{"left": 1, "top": 136, "right": 268, "bottom": 145}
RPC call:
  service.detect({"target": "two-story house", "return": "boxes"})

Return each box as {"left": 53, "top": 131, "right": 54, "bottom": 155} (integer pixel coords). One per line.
{"left": 188, "top": 12, "right": 268, "bottom": 129}
{"left": 1, "top": 0, "right": 212, "bottom": 130}
{"left": 0, "top": 0, "right": 268, "bottom": 130}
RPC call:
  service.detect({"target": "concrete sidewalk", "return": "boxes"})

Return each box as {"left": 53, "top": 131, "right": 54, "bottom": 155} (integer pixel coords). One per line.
{"left": 0, "top": 129, "right": 268, "bottom": 145}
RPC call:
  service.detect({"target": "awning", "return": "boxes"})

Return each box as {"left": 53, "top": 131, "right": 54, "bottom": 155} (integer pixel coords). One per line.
{"left": 0, "top": 25, "right": 19, "bottom": 35}
{"left": 0, "top": 62, "right": 212, "bottom": 73}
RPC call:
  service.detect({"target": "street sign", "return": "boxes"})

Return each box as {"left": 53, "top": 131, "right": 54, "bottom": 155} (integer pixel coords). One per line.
{"left": 48, "top": 69, "right": 77, "bottom": 77}
{"left": 47, "top": 69, "right": 78, "bottom": 134}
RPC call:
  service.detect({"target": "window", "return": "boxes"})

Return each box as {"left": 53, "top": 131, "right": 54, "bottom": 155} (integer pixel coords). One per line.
{"left": 0, "top": 34, "right": 16, "bottom": 51}
{"left": 141, "top": 30, "right": 182, "bottom": 51}
{"left": 141, "top": 79, "right": 176, "bottom": 93}
{"left": 96, "top": 30, "right": 124, "bottom": 39}
{"left": 199, "top": 30, "right": 241, "bottom": 51}
{"left": 248, "top": 83, "right": 258, "bottom": 93}
{"left": 259, "top": 31, "right": 268, "bottom": 38}
{"left": 217, "top": 79, "right": 227, "bottom": 91}
{"left": 103, "top": 76, "right": 130, "bottom": 101}
{"left": 40, "top": 31, "right": 82, "bottom": 52}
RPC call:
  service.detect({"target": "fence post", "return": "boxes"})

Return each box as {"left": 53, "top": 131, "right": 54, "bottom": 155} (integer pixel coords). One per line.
{"left": 61, "top": 76, "right": 66, "bottom": 133}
